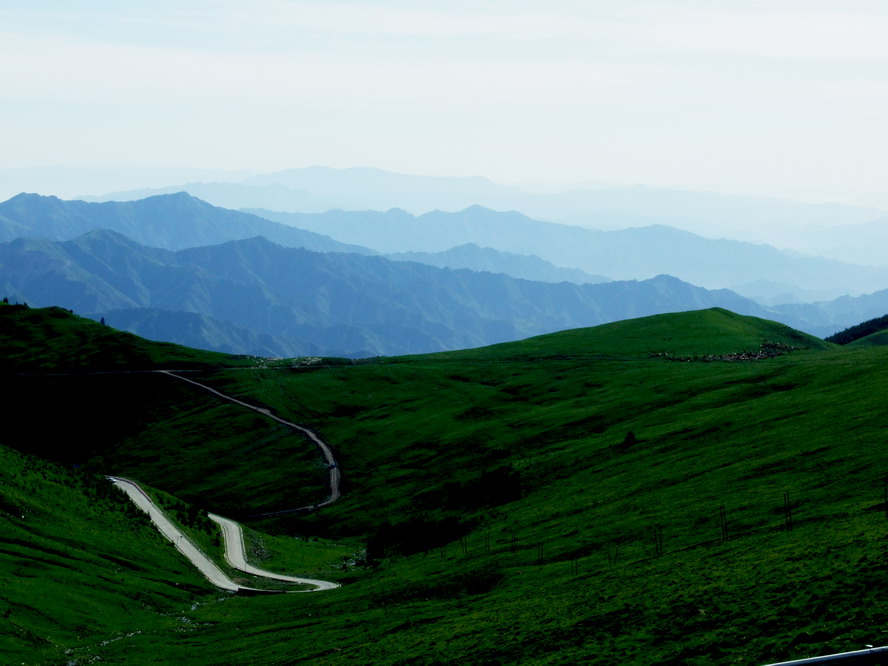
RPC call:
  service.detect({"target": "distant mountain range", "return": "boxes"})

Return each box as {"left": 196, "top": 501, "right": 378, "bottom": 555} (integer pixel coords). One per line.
{"left": 9, "top": 191, "right": 886, "bottom": 303}
{"left": 0, "top": 229, "right": 773, "bottom": 357}
{"left": 83, "top": 165, "right": 888, "bottom": 264}
{"left": 249, "top": 205, "right": 888, "bottom": 303}
{"left": 772, "top": 215, "right": 888, "bottom": 267}
{"left": 770, "top": 290, "right": 888, "bottom": 339}
{"left": 88, "top": 308, "right": 323, "bottom": 358}
{"left": 0, "top": 193, "right": 606, "bottom": 287}
{"left": 0, "top": 192, "right": 370, "bottom": 254}
{"left": 2, "top": 190, "right": 887, "bottom": 355}
{"left": 385, "top": 244, "right": 609, "bottom": 285}
{"left": 14, "top": 186, "right": 885, "bottom": 304}
{"left": 83, "top": 166, "right": 525, "bottom": 216}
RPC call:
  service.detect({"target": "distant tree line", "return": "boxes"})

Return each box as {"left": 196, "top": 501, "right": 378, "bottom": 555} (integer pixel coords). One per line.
{"left": 825, "top": 313, "right": 888, "bottom": 345}
{"left": 1, "top": 297, "right": 28, "bottom": 308}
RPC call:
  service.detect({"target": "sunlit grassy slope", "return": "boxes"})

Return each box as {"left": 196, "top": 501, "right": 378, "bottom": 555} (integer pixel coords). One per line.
{"left": 5, "top": 303, "right": 888, "bottom": 664}
{"left": 429, "top": 307, "right": 833, "bottom": 359}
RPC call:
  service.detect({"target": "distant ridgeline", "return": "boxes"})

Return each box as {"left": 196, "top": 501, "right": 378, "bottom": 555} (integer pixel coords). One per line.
{"left": 6, "top": 192, "right": 888, "bottom": 354}
{"left": 825, "top": 313, "right": 888, "bottom": 345}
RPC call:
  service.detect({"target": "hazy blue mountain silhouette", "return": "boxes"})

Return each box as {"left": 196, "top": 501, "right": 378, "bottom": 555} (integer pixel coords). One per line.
{"left": 385, "top": 243, "right": 609, "bottom": 285}
{"left": 771, "top": 290, "right": 888, "bottom": 339}
{"left": 8, "top": 191, "right": 885, "bottom": 304}
{"left": 0, "top": 193, "right": 613, "bottom": 290}
{"left": 250, "top": 205, "right": 888, "bottom": 302}
{"left": 0, "top": 229, "right": 774, "bottom": 357}
{"left": 91, "top": 308, "right": 333, "bottom": 358}
{"left": 84, "top": 165, "right": 524, "bottom": 214}
{"left": 86, "top": 166, "right": 884, "bottom": 238}
{"left": 0, "top": 192, "right": 372, "bottom": 254}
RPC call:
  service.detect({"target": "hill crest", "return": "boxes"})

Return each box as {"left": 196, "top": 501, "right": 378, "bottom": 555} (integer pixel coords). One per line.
{"left": 442, "top": 308, "right": 833, "bottom": 360}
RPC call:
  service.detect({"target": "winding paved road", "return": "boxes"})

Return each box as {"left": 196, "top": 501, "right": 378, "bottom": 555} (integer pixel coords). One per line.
{"left": 110, "top": 476, "right": 338, "bottom": 593}
{"left": 209, "top": 513, "right": 339, "bottom": 591}
{"left": 107, "top": 371, "right": 343, "bottom": 594}
{"left": 159, "top": 371, "right": 341, "bottom": 513}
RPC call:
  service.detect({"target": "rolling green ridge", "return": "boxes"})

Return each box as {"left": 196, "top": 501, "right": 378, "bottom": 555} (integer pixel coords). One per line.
{"left": 4, "top": 304, "right": 888, "bottom": 664}
{"left": 848, "top": 329, "right": 888, "bottom": 347}
{"left": 429, "top": 307, "right": 834, "bottom": 359}
{"left": 0, "top": 302, "right": 239, "bottom": 371}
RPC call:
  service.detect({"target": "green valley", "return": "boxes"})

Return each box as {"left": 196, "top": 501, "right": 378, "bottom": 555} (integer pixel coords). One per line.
{"left": 3, "top": 303, "right": 888, "bottom": 664}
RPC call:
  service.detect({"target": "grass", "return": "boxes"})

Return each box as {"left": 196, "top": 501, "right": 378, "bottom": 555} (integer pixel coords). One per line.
{"left": 99, "top": 388, "right": 330, "bottom": 516}
{"left": 0, "top": 302, "right": 241, "bottom": 371}
{"left": 848, "top": 328, "right": 888, "bottom": 347}
{"left": 5, "top": 303, "right": 888, "bottom": 663}
{"left": 0, "top": 446, "right": 219, "bottom": 665}
{"left": 240, "top": 526, "right": 359, "bottom": 579}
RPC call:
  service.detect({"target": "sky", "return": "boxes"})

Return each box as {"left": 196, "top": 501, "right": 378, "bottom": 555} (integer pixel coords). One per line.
{"left": 2, "top": 0, "right": 888, "bottom": 202}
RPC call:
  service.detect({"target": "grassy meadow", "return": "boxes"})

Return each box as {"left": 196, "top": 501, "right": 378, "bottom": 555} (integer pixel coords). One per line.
{"left": 3, "top": 303, "right": 888, "bottom": 663}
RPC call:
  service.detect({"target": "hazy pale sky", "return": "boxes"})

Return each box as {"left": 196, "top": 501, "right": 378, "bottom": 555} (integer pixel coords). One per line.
{"left": 3, "top": 1, "right": 888, "bottom": 201}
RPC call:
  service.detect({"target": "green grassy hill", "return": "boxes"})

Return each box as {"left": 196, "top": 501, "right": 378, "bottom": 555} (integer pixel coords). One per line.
{"left": 0, "top": 302, "right": 238, "bottom": 371}
{"left": 826, "top": 312, "right": 888, "bottom": 346}
{"left": 430, "top": 306, "right": 834, "bottom": 359}
{"left": 848, "top": 328, "right": 888, "bottom": 347}
{"left": 4, "top": 304, "right": 888, "bottom": 664}
{"left": 0, "top": 304, "right": 326, "bottom": 510}
{"left": 0, "top": 446, "right": 217, "bottom": 664}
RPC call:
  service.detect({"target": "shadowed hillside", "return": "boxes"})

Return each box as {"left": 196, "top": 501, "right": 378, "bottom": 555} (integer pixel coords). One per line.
{"left": 0, "top": 302, "right": 236, "bottom": 371}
